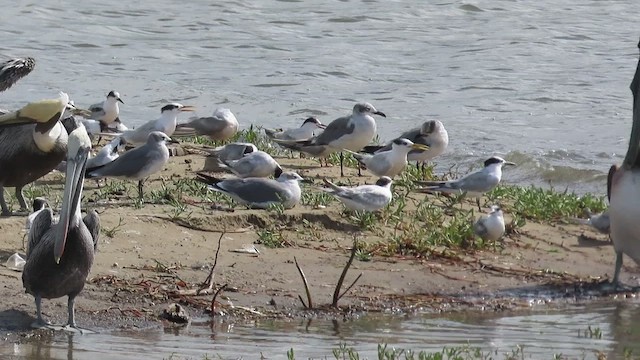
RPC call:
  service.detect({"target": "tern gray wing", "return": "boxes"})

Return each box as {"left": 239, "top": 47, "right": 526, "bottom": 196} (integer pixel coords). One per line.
{"left": 0, "top": 57, "right": 35, "bottom": 92}
{"left": 83, "top": 210, "right": 100, "bottom": 251}
{"left": 420, "top": 171, "right": 498, "bottom": 193}
{"left": 181, "top": 116, "right": 227, "bottom": 135}
{"left": 215, "top": 178, "right": 289, "bottom": 204}
{"left": 26, "top": 208, "right": 54, "bottom": 258}
{"left": 473, "top": 217, "right": 489, "bottom": 238}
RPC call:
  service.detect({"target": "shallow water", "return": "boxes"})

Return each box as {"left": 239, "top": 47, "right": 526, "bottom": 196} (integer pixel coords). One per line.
{"left": 0, "top": 1, "right": 638, "bottom": 193}
{"left": 4, "top": 302, "right": 640, "bottom": 359}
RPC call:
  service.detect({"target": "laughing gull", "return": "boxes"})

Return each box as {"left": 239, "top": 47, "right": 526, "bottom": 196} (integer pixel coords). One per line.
{"left": 196, "top": 171, "right": 304, "bottom": 209}
{"left": 346, "top": 138, "right": 429, "bottom": 178}
{"left": 272, "top": 102, "right": 386, "bottom": 176}
{"left": 173, "top": 107, "right": 238, "bottom": 140}
{"left": 321, "top": 176, "right": 393, "bottom": 212}
{"left": 86, "top": 131, "right": 173, "bottom": 199}
{"left": 415, "top": 156, "right": 516, "bottom": 210}
{"left": 473, "top": 205, "right": 506, "bottom": 242}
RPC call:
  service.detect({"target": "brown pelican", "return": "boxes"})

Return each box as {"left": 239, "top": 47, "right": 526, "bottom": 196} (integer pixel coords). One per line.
{"left": 271, "top": 103, "right": 386, "bottom": 177}
{"left": 22, "top": 124, "right": 99, "bottom": 332}
{"left": 0, "top": 92, "right": 78, "bottom": 215}
{"left": 0, "top": 57, "right": 35, "bottom": 92}
{"left": 173, "top": 107, "right": 238, "bottom": 140}
{"left": 608, "top": 39, "right": 640, "bottom": 288}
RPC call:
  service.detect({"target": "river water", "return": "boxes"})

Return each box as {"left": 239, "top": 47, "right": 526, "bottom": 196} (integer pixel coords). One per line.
{"left": 4, "top": 302, "right": 640, "bottom": 359}
{"left": 1, "top": 0, "right": 639, "bottom": 194}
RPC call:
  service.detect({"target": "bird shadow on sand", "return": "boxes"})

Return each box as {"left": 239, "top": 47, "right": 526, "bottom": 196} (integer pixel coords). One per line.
{"left": 576, "top": 235, "right": 611, "bottom": 248}
{"left": 0, "top": 309, "right": 35, "bottom": 332}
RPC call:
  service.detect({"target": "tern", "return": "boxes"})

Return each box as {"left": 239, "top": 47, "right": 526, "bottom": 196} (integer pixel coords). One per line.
{"left": 346, "top": 138, "right": 429, "bottom": 178}
{"left": 265, "top": 117, "right": 326, "bottom": 141}
{"left": 87, "top": 90, "right": 123, "bottom": 126}
{"left": 321, "top": 176, "right": 393, "bottom": 212}
{"left": 272, "top": 103, "right": 386, "bottom": 176}
{"left": 363, "top": 120, "right": 449, "bottom": 170}
{"left": 198, "top": 142, "right": 258, "bottom": 163}
{"left": 415, "top": 156, "right": 516, "bottom": 210}
{"left": 196, "top": 171, "right": 304, "bottom": 209}
{"left": 22, "top": 124, "right": 100, "bottom": 333}
{"left": 173, "top": 107, "right": 239, "bottom": 140}
{"left": 117, "top": 103, "right": 194, "bottom": 146}
{"left": 473, "top": 205, "right": 506, "bottom": 242}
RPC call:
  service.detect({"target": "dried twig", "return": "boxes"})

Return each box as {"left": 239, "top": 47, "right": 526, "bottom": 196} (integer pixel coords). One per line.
{"left": 210, "top": 283, "right": 228, "bottom": 318}
{"left": 294, "top": 256, "right": 313, "bottom": 309}
{"left": 199, "top": 232, "right": 225, "bottom": 293}
{"left": 332, "top": 236, "right": 361, "bottom": 307}
{"left": 338, "top": 273, "right": 363, "bottom": 300}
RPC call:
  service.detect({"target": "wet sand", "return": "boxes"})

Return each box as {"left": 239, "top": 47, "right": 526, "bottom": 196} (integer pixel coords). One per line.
{"left": 0, "top": 144, "right": 634, "bottom": 340}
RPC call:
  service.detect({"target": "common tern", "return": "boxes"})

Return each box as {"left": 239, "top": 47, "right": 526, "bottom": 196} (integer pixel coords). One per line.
{"left": 321, "top": 176, "right": 393, "bottom": 212}
{"left": 199, "top": 142, "right": 258, "bottom": 163}
{"left": 117, "top": 103, "right": 194, "bottom": 146}
{"left": 265, "top": 117, "right": 326, "bottom": 141}
{"left": 197, "top": 171, "right": 304, "bottom": 209}
{"left": 87, "top": 90, "right": 123, "bottom": 126}
{"left": 415, "top": 156, "right": 516, "bottom": 210}
{"left": 173, "top": 107, "right": 238, "bottom": 140}
{"left": 272, "top": 102, "right": 386, "bottom": 176}
{"left": 473, "top": 205, "right": 506, "bottom": 242}
{"left": 346, "top": 138, "right": 429, "bottom": 178}
{"left": 363, "top": 120, "right": 449, "bottom": 169}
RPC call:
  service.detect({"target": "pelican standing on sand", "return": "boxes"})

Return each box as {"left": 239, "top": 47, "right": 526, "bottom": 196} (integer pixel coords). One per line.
{"left": 118, "top": 103, "right": 194, "bottom": 146}
{"left": 0, "top": 92, "right": 78, "bottom": 215}
{"left": 0, "top": 57, "right": 35, "bottom": 92}
{"left": 272, "top": 103, "right": 386, "bottom": 176}
{"left": 86, "top": 131, "right": 173, "bottom": 200}
{"left": 22, "top": 123, "right": 99, "bottom": 332}
{"left": 173, "top": 107, "right": 238, "bottom": 140}
{"left": 88, "top": 90, "right": 123, "bottom": 126}
{"left": 608, "top": 39, "right": 640, "bottom": 288}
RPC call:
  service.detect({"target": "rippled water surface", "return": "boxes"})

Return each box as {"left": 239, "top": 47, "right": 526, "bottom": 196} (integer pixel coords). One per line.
{"left": 4, "top": 302, "right": 640, "bottom": 359}
{"left": 1, "top": 0, "right": 639, "bottom": 193}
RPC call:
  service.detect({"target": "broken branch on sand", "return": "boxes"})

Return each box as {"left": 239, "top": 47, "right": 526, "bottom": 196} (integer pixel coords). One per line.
{"left": 294, "top": 256, "right": 313, "bottom": 309}
{"left": 175, "top": 232, "right": 225, "bottom": 296}
{"left": 332, "top": 236, "right": 363, "bottom": 307}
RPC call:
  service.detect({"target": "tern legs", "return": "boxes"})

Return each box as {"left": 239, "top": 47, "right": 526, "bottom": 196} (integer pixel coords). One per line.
{"left": 137, "top": 180, "right": 144, "bottom": 200}
{"left": 340, "top": 152, "right": 345, "bottom": 177}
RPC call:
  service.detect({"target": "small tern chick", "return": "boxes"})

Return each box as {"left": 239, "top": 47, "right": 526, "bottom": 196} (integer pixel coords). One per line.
{"left": 473, "top": 205, "right": 506, "bottom": 242}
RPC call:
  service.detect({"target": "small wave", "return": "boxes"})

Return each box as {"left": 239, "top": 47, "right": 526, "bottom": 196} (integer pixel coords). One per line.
{"left": 460, "top": 4, "right": 484, "bottom": 12}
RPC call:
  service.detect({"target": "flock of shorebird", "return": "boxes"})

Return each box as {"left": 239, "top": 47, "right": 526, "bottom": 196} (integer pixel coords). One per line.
{"left": 3, "top": 39, "right": 640, "bottom": 332}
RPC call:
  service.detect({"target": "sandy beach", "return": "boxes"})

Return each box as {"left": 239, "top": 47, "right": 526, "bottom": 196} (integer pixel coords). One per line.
{"left": 0, "top": 141, "right": 632, "bottom": 339}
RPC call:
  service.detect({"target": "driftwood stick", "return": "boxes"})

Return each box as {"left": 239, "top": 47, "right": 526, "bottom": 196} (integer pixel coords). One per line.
{"left": 294, "top": 256, "right": 313, "bottom": 309}
{"left": 210, "top": 283, "right": 228, "bottom": 318}
{"left": 198, "top": 232, "right": 225, "bottom": 293}
{"left": 332, "top": 236, "right": 359, "bottom": 307}
{"left": 337, "top": 273, "right": 363, "bottom": 301}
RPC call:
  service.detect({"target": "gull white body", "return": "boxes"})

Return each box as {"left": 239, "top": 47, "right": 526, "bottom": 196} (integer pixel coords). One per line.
{"left": 219, "top": 150, "right": 281, "bottom": 178}
{"left": 321, "top": 177, "right": 392, "bottom": 211}
{"left": 473, "top": 206, "right": 506, "bottom": 241}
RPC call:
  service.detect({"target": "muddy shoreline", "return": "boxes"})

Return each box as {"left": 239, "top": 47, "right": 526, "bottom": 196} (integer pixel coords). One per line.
{"left": 0, "top": 148, "right": 636, "bottom": 343}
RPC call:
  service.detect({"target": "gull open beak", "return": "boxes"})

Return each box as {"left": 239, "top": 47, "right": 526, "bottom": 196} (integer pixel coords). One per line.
{"left": 54, "top": 143, "right": 89, "bottom": 263}
{"left": 374, "top": 111, "right": 386, "bottom": 118}
{"left": 411, "top": 144, "right": 430, "bottom": 151}
{"left": 179, "top": 105, "right": 196, "bottom": 112}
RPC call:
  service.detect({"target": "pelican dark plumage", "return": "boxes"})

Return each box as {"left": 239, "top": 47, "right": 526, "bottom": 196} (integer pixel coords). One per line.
{"left": 0, "top": 57, "right": 35, "bottom": 92}
{"left": 22, "top": 123, "right": 99, "bottom": 332}
{"left": 0, "top": 92, "right": 76, "bottom": 215}
{"left": 608, "top": 39, "right": 640, "bottom": 287}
